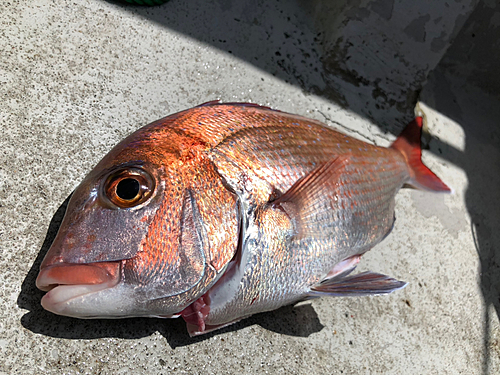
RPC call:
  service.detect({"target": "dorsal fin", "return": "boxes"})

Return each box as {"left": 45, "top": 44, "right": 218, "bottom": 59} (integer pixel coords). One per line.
{"left": 196, "top": 100, "right": 278, "bottom": 112}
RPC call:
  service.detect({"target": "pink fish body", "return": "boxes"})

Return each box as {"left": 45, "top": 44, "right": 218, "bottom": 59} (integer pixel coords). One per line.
{"left": 36, "top": 102, "right": 449, "bottom": 335}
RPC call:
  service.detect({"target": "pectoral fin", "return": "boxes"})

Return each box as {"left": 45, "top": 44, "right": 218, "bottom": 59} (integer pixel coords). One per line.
{"left": 272, "top": 157, "right": 349, "bottom": 239}
{"left": 309, "top": 271, "right": 407, "bottom": 297}
{"left": 273, "top": 156, "right": 347, "bottom": 206}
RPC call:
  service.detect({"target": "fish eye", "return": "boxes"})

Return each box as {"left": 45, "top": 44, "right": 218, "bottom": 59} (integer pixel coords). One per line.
{"left": 103, "top": 167, "right": 155, "bottom": 208}
{"left": 116, "top": 178, "right": 140, "bottom": 200}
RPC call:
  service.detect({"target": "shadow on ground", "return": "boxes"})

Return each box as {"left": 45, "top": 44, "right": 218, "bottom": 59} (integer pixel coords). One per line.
{"left": 421, "top": 66, "right": 500, "bottom": 375}
{"left": 104, "top": 0, "right": 427, "bottom": 130}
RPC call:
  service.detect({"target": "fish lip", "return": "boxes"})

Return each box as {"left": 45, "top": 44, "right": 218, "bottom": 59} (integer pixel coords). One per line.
{"left": 40, "top": 283, "right": 116, "bottom": 317}
{"left": 37, "top": 261, "right": 123, "bottom": 317}
{"left": 36, "top": 261, "right": 122, "bottom": 292}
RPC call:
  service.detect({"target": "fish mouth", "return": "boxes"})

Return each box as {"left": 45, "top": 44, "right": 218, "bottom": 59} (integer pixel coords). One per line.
{"left": 36, "top": 261, "right": 122, "bottom": 315}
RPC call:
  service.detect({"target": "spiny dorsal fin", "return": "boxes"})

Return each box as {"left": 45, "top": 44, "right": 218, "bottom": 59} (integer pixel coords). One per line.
{"left": 196, "top": 100, "right": 276, "bottom": 112}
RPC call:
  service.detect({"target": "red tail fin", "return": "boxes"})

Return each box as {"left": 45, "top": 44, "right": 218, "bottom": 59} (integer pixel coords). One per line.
{"left": 390, "top": 117, "right": 451, "bottom": 192}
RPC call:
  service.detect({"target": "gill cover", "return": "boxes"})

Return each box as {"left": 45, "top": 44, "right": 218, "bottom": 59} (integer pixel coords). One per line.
{"left": 40, "top": 112, "right": 240, "bottom": 304}
{"left": 121, "top": 157, "right": 240, "bottom": 300}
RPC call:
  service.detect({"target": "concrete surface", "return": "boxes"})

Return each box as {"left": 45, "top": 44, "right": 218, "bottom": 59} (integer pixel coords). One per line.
{"left": 1, "top": 0, "right": 499, "bottom": 374}
{"left": 306, "top": 0, "right": 479, "bottom": 125}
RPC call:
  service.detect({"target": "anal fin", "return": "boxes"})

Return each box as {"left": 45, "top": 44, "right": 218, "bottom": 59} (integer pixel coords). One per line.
{"left": 310, "top": 271, "right": 407, "bottom": 297}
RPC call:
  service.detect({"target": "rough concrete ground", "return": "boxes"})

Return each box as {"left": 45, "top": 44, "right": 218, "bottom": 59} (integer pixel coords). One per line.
{"left": 1, "top": 1, "right": 499, "bottom": 374}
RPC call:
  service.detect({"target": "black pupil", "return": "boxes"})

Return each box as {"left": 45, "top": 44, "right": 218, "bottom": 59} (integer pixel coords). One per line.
{"left": 116, "top": 178, "right": 140, "bottom": 200}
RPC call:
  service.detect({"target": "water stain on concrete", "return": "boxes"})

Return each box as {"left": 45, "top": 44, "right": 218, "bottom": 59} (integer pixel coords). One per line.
{"left": 411, "top": 190, "right": 467, "bottom": 238}
{"left": 404, "top": 14, "right": 431, "bottom": 43}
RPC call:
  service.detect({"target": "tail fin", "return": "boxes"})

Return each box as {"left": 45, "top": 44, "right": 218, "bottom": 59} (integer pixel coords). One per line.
{"left": 390, "top": 117, "right": 451, "bottom": 192}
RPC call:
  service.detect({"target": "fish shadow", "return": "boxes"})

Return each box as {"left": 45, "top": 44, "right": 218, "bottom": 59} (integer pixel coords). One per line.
{"left": 18, "top": 195, "right": 323, "bottom": 346}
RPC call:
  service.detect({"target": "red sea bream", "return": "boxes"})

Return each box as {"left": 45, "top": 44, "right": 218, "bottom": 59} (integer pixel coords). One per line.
{"left": 36, "top": 102, "right": 450, "bottom": 335}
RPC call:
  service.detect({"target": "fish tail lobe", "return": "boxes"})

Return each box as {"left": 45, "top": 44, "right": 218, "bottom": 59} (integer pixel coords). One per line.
{"left": 390, "top": 117, "right": 451, "bottom": 193}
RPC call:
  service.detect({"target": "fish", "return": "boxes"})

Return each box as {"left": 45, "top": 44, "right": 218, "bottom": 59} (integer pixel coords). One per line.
{"left": 36, "top": 101, "right": 450, "bottom": 336}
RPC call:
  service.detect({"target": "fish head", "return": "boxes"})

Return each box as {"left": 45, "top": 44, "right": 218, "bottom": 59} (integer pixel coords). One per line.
{"left": 36, "top": 114, "right": 239, "bottom": 319}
